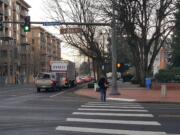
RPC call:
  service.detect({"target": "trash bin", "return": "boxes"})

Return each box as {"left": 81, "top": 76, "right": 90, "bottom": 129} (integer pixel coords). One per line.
{"left": 145, "top": 78, "right": 152, "bottom": 90}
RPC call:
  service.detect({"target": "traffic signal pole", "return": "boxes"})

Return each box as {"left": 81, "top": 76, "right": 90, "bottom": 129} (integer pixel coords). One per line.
{"left": 110, "top": 0, "right": 120, "bottom": 95}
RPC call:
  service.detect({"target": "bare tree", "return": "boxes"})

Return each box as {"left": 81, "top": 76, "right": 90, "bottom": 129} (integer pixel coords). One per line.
{"left": 100, "top": 0, "right": 177, "bottom": 86}
{"left": 44, "top": 0, "right": 110, "bottom": 79}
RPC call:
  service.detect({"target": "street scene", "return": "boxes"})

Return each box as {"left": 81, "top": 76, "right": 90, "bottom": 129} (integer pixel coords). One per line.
{"left": 0, "top": 0, "right": 180, "bottom": 135}
{"left": 0, "top": 83, "right": 180, "bottom": 135}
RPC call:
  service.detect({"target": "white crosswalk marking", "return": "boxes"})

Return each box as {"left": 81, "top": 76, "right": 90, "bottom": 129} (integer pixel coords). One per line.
{"left": 85, "top": 102, "right": 142, "bottom": 105}
{"left": 56, "top": 126, "right": 167, "bottom": 135}
{"left": 73, "top": 112, "right": 154, "bottom": 117}
{"left": 85, "top": 102, "right": 141, "bottom": 106}
{"left": 85, "top": 104, "right": 142, "bottom": 107}
{"left": 56, "top": 101, "right": 168, "bottom": 135}
{"left": 78, "top": 108, "right": 148, "bottom": 112}
{"left": 67, "top": 118, "right": 161, "bottom": 125}
{"left": 81, "top": 105, "right": 145, "bottom": 109}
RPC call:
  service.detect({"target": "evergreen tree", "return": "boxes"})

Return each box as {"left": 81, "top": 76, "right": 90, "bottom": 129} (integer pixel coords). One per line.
{"left": 171, "top": 3, "right": 180, "bottom": 67}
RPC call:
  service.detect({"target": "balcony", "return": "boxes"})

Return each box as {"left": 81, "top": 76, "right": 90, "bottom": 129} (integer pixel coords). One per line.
{"left": 20, "top": 40, "right": 30, "bottom": 46}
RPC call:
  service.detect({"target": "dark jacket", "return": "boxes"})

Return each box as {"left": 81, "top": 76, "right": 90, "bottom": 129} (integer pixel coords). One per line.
{"left": 98, "top": 77, "right": 108, "bottom": 90}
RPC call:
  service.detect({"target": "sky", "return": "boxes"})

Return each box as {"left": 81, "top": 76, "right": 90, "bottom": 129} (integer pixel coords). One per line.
{"left": 24, "top": 0, "right": 82, "bottom": 65}
{"left": 24, "top": 0, "right": 44, "bottom": 21}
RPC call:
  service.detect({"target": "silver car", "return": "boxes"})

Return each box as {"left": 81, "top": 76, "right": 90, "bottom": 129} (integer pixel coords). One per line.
{"left": 35, "top": 72, "right": 62, "bottom": 92}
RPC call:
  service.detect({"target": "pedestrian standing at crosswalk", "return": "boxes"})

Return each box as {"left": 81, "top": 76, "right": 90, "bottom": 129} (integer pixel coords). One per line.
{"left": 98, "top": 76, "right": 109, "bottom": 102}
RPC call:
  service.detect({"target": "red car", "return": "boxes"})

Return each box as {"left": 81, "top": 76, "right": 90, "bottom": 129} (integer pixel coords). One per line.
{"left": 76, "top": 77, "right": 84, "bottom": 84}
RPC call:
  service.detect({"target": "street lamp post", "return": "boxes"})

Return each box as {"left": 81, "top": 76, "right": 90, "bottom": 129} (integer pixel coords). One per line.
{"left": 110, "top": 0, "right": 120, "bottom": 95}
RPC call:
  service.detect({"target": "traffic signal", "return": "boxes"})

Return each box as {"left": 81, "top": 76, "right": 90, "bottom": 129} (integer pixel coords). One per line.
{"left": 0, "top": 13, "right": 3, "bottom": 31}
{"left": 117, "top": 63, "right": 124, "bottom": 72}
{"left": 24, "top": 16, "right": 31, "bottom": 32}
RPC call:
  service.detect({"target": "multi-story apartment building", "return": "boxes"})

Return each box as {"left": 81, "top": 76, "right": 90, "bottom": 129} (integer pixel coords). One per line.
{"left": 0, "top": 0, "right": 31, "bottom": 84}
{"left": 0, "top": 0, "right": 61, "bottom": 85}
{"left": 27, "top": 26, "right": 61, "bottom": 76}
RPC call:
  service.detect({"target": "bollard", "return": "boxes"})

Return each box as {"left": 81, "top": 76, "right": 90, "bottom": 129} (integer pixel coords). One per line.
{"left": 161, "top": 84, "right": 167, "bottom": 97}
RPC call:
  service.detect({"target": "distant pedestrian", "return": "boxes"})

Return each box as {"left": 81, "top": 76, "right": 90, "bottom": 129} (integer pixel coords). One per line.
{"left": 98, "top": 76, "right": 109, "bottom": 102}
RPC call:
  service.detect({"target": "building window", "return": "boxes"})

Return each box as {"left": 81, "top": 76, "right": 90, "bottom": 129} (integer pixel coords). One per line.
{"left": 16, "top": 4, "right": 20, "bottom": 12}
{"left": 16, "top": 24, "right": 19, "bottom": 31}
{"left": 16, "top": 14, "right": 19, "bottom": 21}
{"left": 32, "top": 39, "right": 35, "bottom": 44}
{"left": 9, "top": 0, "right": 12, "bottom": 6}
{"left": 9, "top": 31, "right": 12, "bottom": 37}
{"left": 0, "top": 50, "right": 8, "bottom": 58}
{"left": 8, "top": 9, "right": 11, "bottom": 16}
{"left": 16, "top": 34, "right": 19, "bottom": 41}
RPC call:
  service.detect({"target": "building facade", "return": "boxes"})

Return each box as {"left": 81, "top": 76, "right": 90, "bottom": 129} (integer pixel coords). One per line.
{"left": 0, "top": 0, "right": 31, "bottom": 84}
{"left": 27, "top": 26, "right": 61, "bottom": 76}
{"left": 0, "top": 0, "right": 61, "bottom": 84}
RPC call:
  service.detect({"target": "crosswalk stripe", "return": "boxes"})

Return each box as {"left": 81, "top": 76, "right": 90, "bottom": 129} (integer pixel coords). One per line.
{"left": 87, "top": 102, "right": 140, "bottom": 105}
{"left": 56, "top": 126, "right": 167, "bottom": 135}
{"left": 81, "top": 105, "right": 144, "bottom": 109}
{"left": 67, "top": 118, "right": 161, "bottom": 126}
{"left": 88, "top": 102, "right": 137, "bottom": 104}
{"left": 73, "top": 112, "right": 154, "bottom": 117}
{"left": 78, "top": 108, "right": 148, "bottom": 112}
{"left": 107, "top": 98, "right": 136, "bottom": 102}
{"left": 85, "top": 103, "right": 142, "bottom": 107}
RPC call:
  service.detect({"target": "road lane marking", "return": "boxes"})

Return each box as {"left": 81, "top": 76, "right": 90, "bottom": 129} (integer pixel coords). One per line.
{"left": 67, "top": 118, "right": 161, "bottom": 126}
{"left": 56, "top": 126, "right": 167, "bottom": 135}
{"left": 78, "top": 108, "right": 148, "bottom": 112}
{"left": 73, "top": 112, "right": 154, "bottom": 117}
{"left": 81, "top": 105, "right": 144, "bottom": 109}
{"left": 50, "top": 91, "right": 65, "bottom": 98}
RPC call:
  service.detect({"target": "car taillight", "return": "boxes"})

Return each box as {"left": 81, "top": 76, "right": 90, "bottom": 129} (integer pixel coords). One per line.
{"left": 64, "top": 79, "right": 68, "bottom": 84}
{"left": 51, "top": 80, "right": 57, "bottom": 86}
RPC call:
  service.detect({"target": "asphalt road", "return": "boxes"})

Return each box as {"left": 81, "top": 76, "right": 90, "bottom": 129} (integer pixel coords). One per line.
{"left": 0, "top": 84, "right": 180, "bottom": 135}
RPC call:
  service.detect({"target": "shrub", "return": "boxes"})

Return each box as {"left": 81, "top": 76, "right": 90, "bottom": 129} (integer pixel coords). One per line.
{"left": 155, "top": 67, "right": 180, "bottom": 83}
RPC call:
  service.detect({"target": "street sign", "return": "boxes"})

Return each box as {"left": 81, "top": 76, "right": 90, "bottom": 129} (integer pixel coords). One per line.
{"left": 43, "top": 21, "right": 61, "bottom": 26}
{"left": 60, "top": 27, "right": 82, "bottom": 34}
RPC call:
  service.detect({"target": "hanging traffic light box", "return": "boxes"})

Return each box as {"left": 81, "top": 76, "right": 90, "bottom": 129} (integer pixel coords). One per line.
{"left": 24, "top": 16, "right": 31, "bottom": 32}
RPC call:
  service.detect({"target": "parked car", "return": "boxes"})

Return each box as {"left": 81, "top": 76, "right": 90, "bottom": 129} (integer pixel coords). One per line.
{"left": 81, "top": 76, "right": 93, "bottom": 82}
{"left": 76, "top": 77, "right": 84, "bottom": 84}
{"left": 35, "top": 72, "right": 62, "bottom": 92}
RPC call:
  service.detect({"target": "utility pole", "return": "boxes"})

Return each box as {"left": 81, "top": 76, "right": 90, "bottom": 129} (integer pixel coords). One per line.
{"left": 110, "top": 0, "right": 120, "bottom": 95}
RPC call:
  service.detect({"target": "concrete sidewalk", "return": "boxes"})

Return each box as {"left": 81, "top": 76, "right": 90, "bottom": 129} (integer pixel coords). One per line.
{"left": 75, "top": 82, "right": 180, "bottom": 103}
